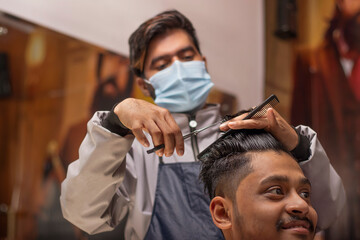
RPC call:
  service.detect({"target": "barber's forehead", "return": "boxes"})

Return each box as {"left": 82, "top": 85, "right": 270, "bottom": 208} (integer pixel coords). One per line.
{"left": 146, "top": 29, "right": 196, "bottom": 58}
{"left": 152, "top": 29, "right": 195, "bottom": 52}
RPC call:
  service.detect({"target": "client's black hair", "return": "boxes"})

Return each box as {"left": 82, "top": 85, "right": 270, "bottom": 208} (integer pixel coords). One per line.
{"left": 199, "top": 129, "right": 291, "bottom": 200}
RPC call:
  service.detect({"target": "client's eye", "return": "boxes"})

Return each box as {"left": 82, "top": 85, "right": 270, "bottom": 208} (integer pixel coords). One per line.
{"left": 264, "top": 187, "right": 285, "bottom": 200}
{"left": 299, "top": 191, "right": 310, "bottom": 200}
{"left": 268, "top": 187, "right": 283, "bottom": 195}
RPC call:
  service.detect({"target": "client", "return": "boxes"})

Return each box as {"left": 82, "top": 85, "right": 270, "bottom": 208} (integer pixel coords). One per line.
{"left": 199, "top": 129, "right": 318, "bottom": 240}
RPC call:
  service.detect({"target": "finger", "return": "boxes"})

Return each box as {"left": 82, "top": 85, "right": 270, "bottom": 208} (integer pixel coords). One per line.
{"left": 227, "top": 118, "right": 269, "bottom": 130}
{"left": 265, "top": 108, "right": 278, "bottom": 131}
{"left": 219, "top": 113, "right": 248, "bottom": 131}
{"left": 131, "top": 123, "right": 151, "bottom": 148}
{"left": 164, "top": 114, "right": 184, "bottom": 156}
{"left": 266, "top": 108, "right": 298, "bottom": 150}
{"left": 155, "top": 113, "right": 182, "bottom": 157}
{"left": 174, "top": 132, "right": 184, "bottom": 156}
{"left": 144, "top": 121, "right": 165, "bottom": 157}
{"left": 219, "top": 121, "right": 230, "bottom": 131}
{"left": 159, "top": 125, "right": 175, "bottom": 157}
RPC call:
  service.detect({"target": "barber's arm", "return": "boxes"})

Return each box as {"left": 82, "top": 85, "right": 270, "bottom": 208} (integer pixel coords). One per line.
{"left": 220, "top": 108, "right": 346, "bottom": 229}
{"left": 295, "top": 125, "right": 346, "bottom": 230}
{"left": 60, "top": 111, "right": 135, "bottom": 234}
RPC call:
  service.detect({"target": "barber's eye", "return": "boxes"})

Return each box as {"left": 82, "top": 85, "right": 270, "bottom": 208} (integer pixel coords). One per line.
{"left": 180, "top": 50, "right": 195, "bottom": 61}
{"left": 154, "top": 62, "right": 170, "bottom": 71}
{"left": 156, "top": 64, "right": 167, "bottom": 70}
{"left": 182, "top": 55, "right": 194, "bottom": 61}
{"left": 152, "top": 58, "right": 171, "bottom": 71}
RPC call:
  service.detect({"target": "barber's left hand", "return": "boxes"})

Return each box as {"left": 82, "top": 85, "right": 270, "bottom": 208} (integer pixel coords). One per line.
{"left": 219, "top": 108, "right": 298, "bottom": 151}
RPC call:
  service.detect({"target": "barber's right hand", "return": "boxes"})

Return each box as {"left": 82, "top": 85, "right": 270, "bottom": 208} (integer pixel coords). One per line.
{"left": 114, "top": 98, "right": 184, "bottom": 157}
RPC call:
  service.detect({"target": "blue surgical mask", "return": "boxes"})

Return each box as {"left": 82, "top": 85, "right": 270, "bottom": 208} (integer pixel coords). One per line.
{"left": 145, "top": 60, "right": 214, "bottom": 113}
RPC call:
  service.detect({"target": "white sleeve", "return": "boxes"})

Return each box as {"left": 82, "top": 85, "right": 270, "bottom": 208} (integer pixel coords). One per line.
{"left": 297, "top": 125, "right": 346, "bottom": 230}
{"left": 60, "top": 112, "right": 135, "bottom": 234}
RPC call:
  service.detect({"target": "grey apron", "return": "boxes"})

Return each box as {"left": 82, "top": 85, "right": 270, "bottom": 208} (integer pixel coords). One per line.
{"left": 144, "top": 161, "right": 224, "bottom": 240}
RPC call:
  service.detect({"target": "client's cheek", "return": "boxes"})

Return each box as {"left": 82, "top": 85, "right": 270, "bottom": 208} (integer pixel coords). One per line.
{"left": 309, "top": 207, "right": 318, "bottom": 228}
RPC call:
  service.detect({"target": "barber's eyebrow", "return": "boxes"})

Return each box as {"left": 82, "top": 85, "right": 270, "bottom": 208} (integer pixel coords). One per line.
{"left": 176, "top": 46, "right": 196, "bottom": 55}
{"left": 150, "top": 55, "right": 169, "bottom": 67}
{"left": 150, "top": 46, "right": 196, "bottom": 67}
{"left": 260, "top": 175, "right": 311, "bottom": 187}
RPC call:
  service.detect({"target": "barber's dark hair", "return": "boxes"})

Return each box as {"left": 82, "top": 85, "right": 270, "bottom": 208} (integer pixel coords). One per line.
{"left": 199, "top": 129, "right": 290, "bottom": 200}
{"left": 128, "top": 9, "right": 201, "bottom": 77}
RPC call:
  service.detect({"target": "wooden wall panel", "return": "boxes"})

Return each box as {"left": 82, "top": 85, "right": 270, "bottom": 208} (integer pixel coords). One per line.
{"left": 265, "top": 0, "right": 335, "bottom": 120}
{"left": 0, "top": 21, "right": 28, "bottom": 209}
{"left": 0, "top": 19, "right": 98, "bottom": 238}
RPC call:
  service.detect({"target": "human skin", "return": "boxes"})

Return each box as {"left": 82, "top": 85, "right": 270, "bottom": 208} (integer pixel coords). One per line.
{"left": 114, "top": 29, "right": 299, "bottom": 157}
{"left": 210, "top": 151, "right": 318, "bottom": 240}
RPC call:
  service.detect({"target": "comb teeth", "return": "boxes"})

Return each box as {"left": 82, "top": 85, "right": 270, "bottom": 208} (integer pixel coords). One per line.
{"left": 244, "top": 94, "right": 279, "bottom": 120}
{"left": 252, "top": 99, "right": 279, "bottom": 118}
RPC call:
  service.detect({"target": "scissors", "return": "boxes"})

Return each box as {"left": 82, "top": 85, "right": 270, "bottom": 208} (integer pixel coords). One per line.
{"left": 146, "top": 94, "right": 279, "bottom": 154}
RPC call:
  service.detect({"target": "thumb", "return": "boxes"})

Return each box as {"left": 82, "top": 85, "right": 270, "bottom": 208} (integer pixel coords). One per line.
{"left": 266, "top": 108, "right": 277, "bottom": 130}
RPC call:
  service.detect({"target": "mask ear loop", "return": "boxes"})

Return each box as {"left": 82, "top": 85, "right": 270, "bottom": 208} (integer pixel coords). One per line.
{"left": 143, "top": 79, "right": 156, "bottom": 99}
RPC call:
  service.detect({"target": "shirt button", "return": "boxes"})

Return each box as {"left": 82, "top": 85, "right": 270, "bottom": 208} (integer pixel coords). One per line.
{"left": 189, "top": 120, "right": 197, "bottom": 128}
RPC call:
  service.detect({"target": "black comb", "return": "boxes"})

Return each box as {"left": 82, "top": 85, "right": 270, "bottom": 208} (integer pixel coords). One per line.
{"left": 197, "top": 94, "right": 279, "bottom": 160}
{"left": 242, "top": 94, "right": 279, "bottom": 120}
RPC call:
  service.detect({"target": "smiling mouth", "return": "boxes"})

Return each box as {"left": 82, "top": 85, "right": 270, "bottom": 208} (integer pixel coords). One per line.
{"left": 281, "top": 220, "right": 312, "bottom": 235}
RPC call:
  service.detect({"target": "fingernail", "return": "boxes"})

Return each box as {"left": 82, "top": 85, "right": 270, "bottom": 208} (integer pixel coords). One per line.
{"left": 229, "top": 122, "right": 236, "bottom": 127}
{"left": 144, "top": 142, "right": 149, "bottom": 147}
{"left": 220, "top": 123, "right": 227, "bottom": 128}
{"left": 178, "top": 150, "right": 184, "bottom": 156}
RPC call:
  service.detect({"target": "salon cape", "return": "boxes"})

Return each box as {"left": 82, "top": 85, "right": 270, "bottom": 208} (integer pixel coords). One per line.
{"left": 60, "top": 104, "right": 346, "bottom": 239}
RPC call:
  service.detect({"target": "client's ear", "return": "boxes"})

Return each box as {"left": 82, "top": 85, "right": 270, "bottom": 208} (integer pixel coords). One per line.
{"left": 209, "top": 196, "right": 232, "bottom": 230}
